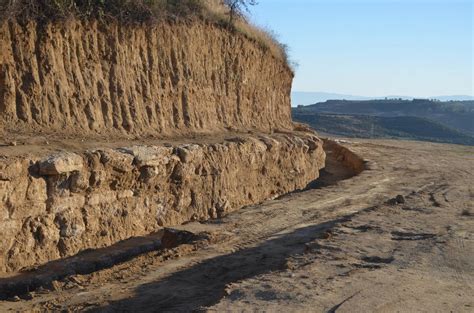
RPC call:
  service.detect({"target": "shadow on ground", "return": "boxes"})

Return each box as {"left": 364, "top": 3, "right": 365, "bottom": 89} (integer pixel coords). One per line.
{"left": 92, "top": 207, "right": 374, "bottom": 312}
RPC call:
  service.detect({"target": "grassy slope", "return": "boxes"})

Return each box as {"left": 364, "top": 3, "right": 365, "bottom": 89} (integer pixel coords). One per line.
{"left": 292, "top": 112, "right": 474, "bottom": 146}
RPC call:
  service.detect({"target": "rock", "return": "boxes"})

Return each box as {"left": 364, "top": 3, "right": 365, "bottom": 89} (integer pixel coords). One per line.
{"left": 387, "top": 198, "right": 398, "bottom": 205}
{"left": 293, "top": 123, "right": 315, "bottom": 133}
{"left": 49, "top": 195, "right": 86, "bottom": 213}
{"left": 161, "top": 228, "right": 198, "bottom": 249}
{"left": 98, "top": 149, "right": 134, "bottom": 172}
{"left": 55, "top": 211, "right": 86, "bottom": 238}
{"left": 87, "top": 191, "right": 116, "bottom": 206}
{"left": 120, "top": 146, "right": 172, "bottom": 167}
{"left": 39, "top": 153, "right": 84, "bottom": 175}
{"left": 208, "top": 207, "right": 218, "bottom": 219}
{"left": 11, "top": 295, "right": 21, "bottom": 302}
{"left": 387, "top": 195, "right": 406, "bottom": 205}
{"left": 139, "top": 166, "right": 160, "bottom": 182}
{"left": 307, "top": 138, "right": 320, "bottom": 151}
{"left": 9, "top": 141, "right": 17, "bottom": 147}
{"left": 216, "top": 200, "right": 232, "bottom": 218}
{"left": 258, "top": 136, "right": 280, "bottom": 151}
{"left": 395, "top": 195, "right": 405, "bottom": 204}
{"left": 176, "top": 144, "right": 203, "bottom": 163}
{"left": 22, "top": 293, "right": 33, "bottom": 300}
{"left": 70, "top": 172, "right": 89, "bottom": 193}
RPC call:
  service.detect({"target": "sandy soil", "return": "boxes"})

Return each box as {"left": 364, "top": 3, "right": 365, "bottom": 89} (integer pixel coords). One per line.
{"left": 1, "top": 138, "right": 473, "bottom": 312}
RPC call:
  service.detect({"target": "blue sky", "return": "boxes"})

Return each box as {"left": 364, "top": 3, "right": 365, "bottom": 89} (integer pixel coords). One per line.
{"left": 249, "top": 0, "right": 473, "bottom": 97}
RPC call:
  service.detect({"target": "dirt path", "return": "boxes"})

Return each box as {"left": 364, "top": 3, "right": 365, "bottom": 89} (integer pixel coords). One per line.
{"left": 1, "top": 139, "right": 473, "bottom": 312}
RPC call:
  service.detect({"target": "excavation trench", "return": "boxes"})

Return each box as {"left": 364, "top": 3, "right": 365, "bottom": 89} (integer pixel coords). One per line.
{"left": 0, "top": 140, "right": 365, "bottom": 300}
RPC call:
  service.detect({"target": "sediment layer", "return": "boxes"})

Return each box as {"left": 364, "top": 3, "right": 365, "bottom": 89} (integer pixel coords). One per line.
{"left": 0, "top": 133, "right": 325, "bottom": 273}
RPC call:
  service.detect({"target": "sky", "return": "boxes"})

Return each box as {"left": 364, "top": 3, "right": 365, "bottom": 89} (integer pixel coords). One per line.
{"left": 249, "top": 0, "right": 473, "bottom": 98}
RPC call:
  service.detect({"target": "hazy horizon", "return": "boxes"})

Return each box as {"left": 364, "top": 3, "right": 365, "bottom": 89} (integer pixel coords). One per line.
{"left": 292, "top": 90, "right": 474, "bottom": 98}
{"left": 291, "top": 91, "right": 474, "bottom": 107}
{"left": 250, "top": 0, "right": 473, "bottom": 98}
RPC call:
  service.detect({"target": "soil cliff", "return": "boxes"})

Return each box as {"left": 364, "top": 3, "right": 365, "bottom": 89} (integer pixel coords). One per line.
{"left": 0, "top": 19, "right": 293, "bottom": 137}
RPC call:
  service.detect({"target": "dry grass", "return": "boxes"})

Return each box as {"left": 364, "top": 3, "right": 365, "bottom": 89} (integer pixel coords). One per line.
{"left": 203, "top": 0, "right": 292, "bottom": 69}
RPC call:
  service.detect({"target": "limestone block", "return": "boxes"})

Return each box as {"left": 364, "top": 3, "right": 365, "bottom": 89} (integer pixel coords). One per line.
{"left": 39, "top": 153, "right": 84, "bottom": 175}
{"left": 120, "top": 146, "right": 173, "bottom": 167}
{"left": 176, "top": 144, "right": 204, "bottom": 163}
{"left": 98, "top": 149, "right": 134, "bottom": 172}
{"left": 87, "top": 191, "right": 117, "bottom": 206}
{"left": 49, "top": 195, "right": 86, "bottom": 213}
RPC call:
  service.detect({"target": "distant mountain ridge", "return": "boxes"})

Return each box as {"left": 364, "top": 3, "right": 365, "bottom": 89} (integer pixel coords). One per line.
{"left": 291, "top": 91, "right": 474, "bottom": 106}
{"left": 292, "top": 98, "right": 474, "bottom": 146}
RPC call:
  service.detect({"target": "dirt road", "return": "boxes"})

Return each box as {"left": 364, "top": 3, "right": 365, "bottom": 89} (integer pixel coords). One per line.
{"left": 1, "top": 138, "right": 473, "bottom": 312}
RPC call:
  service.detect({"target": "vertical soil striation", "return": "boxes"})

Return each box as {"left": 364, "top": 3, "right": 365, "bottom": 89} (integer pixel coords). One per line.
{"left": 0, "top": 19, "right": 293, "bottom": 136}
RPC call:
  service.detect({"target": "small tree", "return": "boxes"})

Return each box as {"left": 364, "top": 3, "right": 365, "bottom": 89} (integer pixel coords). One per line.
{"left": 223, "top": 0, "right": 257, "bottom": 25}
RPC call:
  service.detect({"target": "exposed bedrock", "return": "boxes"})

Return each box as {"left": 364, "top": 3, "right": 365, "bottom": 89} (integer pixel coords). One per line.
{"left": 0, "top": 133, "right": 325, "bottom": 272}
{"left": 0, "top": 19, "right": 293, "bottom": 136}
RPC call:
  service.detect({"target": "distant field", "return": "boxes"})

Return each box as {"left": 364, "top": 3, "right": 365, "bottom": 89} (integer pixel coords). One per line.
{"left": 292, "top": 112, "right": 474, "bottom": 146}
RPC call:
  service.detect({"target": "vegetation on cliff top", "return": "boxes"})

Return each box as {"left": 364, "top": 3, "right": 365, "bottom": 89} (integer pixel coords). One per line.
{"left": 0, "top": 0, "right": 291, "bottom": 67}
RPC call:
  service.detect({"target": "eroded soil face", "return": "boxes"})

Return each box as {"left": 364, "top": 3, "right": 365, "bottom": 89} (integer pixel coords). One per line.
{"left": 1, "top": 138, "right": 473, "bottom": 312}
{"left": 0, "top": 20, "right": 293, "bottom": 137}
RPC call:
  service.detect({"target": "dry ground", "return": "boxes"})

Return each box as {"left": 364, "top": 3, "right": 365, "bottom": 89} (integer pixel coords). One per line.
{"left": 1, "top": 138, "right": 473, "bottom": 312}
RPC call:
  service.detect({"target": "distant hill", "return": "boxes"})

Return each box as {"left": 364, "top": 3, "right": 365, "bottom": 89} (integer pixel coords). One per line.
{"left": 292, "top": 112, "right": 474, "bottom": 146}
{"left": 291, "top": 91, "right": 474, "bottom": 107}
{"left": 295, "top": 99, "right": 474, "bottom": 136}
{"left": 291, "top": 92, "right": 372, "bottom": 106}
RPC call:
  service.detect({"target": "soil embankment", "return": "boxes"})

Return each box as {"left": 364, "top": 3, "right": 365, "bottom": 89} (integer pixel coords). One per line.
{"left": 0, "top": 139, "right": 347, "bottom": 299}
{"left": 0, "top": 133, "right": 324, "bottom": 273}
{"left": 0, "top": 20, "right": 293, "bottom": 137}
